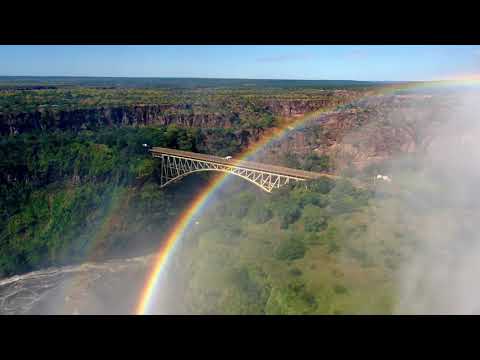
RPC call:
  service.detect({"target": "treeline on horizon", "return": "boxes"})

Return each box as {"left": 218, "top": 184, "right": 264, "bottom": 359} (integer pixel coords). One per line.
{"left": 0, "top": 85, "right": 359, "bottom": 137}
{"left": 0, "top": 76, "right": 388, "bottom": 90}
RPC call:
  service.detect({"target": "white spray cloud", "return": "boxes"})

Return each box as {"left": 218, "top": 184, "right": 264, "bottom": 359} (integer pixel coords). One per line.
{"left": 392, "top": 90, "right": 480, "bottom": 314}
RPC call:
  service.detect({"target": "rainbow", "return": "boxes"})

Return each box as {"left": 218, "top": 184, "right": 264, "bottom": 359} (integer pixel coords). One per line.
{"left": 135, "top": 97, "right": 355, "bottom": 314}
{"left": 135, "top": 79, "right": 480, "bottom": 314}
{"left": 135, "top": 172, "right": 223, "bottom": 314}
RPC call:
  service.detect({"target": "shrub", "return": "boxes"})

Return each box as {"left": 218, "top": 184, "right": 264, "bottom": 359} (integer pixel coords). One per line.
{"left": 231, "top": 267, "right": 262, "bottom": 299}
{"left": 319, "top": 226, "right": 341, "bottom": 254}
{"left": 275, "top": 237, "right": 306, "bottom": 261}
{"left": 290, "top": 267, "right": 303, "bottom": 277}
{"left": 303, "top": 154, "right": 331, "bottom": 172}
{"left": 309, "top": 178, "right": 335, "bottom": 194}
{"left": 227, "top": 192, "right": 255, "bottom": 219}
{"left": 276, "top": 203, "right": 301, "bottom": 229}
{"left": 302, "top": 205, "right": 328, "bottom": 233}
{"left": 333, "top": 284, "right": 348, "bottom": 294}
{"left": 248, "top": 202, "right": 273, "bottom": 224}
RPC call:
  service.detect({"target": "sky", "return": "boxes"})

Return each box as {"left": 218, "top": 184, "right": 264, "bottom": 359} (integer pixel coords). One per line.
{"left": 1, "top": 45, "right": 480, "bottom": 81}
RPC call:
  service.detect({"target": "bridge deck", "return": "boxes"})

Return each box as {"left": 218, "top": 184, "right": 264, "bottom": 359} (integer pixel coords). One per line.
{"left": 150, "top": 147, "right": 334, "bottom": 180}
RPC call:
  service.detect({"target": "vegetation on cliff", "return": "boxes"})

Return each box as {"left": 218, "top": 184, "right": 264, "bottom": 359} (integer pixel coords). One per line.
{"left": 0, "top": 123, "right": 337, "bottom": 277}
{"left": 0, "top": 126, "right": 208, "bottom": 276}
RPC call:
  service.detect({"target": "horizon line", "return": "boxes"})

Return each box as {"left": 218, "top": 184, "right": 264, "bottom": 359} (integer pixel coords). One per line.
{"left": 0, "top": 75, "right": 420, "bottom": 83}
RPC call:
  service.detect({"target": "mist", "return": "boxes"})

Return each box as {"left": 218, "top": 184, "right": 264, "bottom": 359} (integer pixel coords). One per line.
{"left": 380, "top": 90, "right": 480, "bottom": 314}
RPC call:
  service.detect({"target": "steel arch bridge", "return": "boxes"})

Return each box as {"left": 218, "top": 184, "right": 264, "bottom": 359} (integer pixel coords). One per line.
{"left": 151, "top": 147, "right": 335, "bottom": 193}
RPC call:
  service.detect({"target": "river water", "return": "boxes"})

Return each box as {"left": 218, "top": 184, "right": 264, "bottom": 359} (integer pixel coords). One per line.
{"left": 0, "top": 255, "right": 154, "bottom": 315}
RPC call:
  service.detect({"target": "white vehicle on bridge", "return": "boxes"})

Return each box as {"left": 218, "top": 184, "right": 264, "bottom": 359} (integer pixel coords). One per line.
{"left": 376, "top": 174, "right": 392, "bottom": 183}
{"left": 224, "top": 156, "right": 233, "bottom": 160}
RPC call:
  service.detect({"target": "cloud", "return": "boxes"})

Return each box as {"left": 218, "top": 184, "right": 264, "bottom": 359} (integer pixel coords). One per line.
{"left": 256, "top": 53, "right": 315, "bottom": 63}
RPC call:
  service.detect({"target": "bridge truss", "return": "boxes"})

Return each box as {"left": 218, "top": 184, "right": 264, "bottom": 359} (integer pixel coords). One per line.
{"left": 154, "top": 152, "right": 308, "bottom": 193}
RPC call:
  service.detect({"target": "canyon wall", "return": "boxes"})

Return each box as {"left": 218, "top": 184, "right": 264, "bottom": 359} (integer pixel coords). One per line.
{"left": 258, "top": 95, "right": 454, "bottom": 173}
{"left": 0, "top": 95, "right": 355, "bottom": 136}
{"left": 2, "top": 91, "right": 449, "bottom": 174}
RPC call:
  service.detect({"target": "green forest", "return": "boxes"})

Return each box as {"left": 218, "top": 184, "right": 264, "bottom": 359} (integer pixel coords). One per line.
{"left": 168, "top": 176, "right": 400, "bottom": 314}
{"left": 0, "top": 119, "right": 332, "bottom": 275}
{"left": 0, "top": 126, "right": 202, "bottom": 275}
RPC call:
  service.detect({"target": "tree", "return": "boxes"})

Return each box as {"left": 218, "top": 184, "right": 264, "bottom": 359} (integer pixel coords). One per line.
{"left": 248, "top": 202, "right": 273, "bottom": 224}
{"left": 275, "top": 237, "right": 306, "bottom": 261}
{"left": 303, "top": 153, "right": 331, "bottom": 172}
{"left": 165, "top": 124, "right": 180, "bottom": 148}
{"left": 309, "top": 178, "right": 335, "bottom": 194}
{"left": 283, "top": 152, "right": 301, "bottom": 169}
{"left": 302, "top": 205, "right": 328, "bottom": 233}
{"left": 276, "top": 202, "right": 301, "bottom": 229}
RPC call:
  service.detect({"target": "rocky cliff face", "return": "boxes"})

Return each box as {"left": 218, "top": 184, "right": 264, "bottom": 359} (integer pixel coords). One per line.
{"left": 0, "top": 105, "right": 237, "bottom": 136}
{"left": 262, "top": 94, "right": 351, "bottom": 117}
{"left": 3, "top": 91, "right": 448, "bottom": 174}
{"left": 0, "top": 94, "right": 356, "bottom": 136}
{"left": 257, "top": 94, "right": 454, "bottom": 173}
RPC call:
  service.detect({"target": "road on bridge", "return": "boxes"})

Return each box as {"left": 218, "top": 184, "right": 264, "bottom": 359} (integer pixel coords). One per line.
{"left": 150, "top": 147, "right": 338, "bottom": 181}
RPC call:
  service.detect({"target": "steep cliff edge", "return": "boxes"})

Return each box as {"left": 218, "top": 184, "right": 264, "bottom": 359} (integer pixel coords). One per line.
{"left": 257, "top": 94, "right": 455, "bottom": 173}
{"left": 0, "top": 92, "right": 357, "bottom": 136}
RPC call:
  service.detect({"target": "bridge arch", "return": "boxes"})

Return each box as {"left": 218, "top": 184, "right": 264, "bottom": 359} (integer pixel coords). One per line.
{"left": 151, "top": 147, "right": 332, "bottom": 193}
{"left": 160, "top": 167, "right": 292, "bottom": 193}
